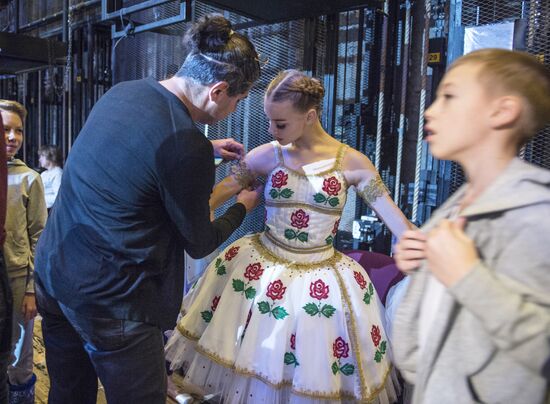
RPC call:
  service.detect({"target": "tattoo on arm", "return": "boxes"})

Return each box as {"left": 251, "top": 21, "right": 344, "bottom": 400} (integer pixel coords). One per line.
{"left": 231, "top": 160, "right": 256, "bottom": 188}
{"left": 358, "top": 176, "right": 388, "bottom": 205}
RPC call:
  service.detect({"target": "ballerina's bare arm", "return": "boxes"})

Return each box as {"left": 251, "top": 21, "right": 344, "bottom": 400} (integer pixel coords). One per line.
{"left": 209, "top": 143, "right": 278, "bottom": 212}
{"left": 342, "top": 148, "right": 414, "bottom": 239}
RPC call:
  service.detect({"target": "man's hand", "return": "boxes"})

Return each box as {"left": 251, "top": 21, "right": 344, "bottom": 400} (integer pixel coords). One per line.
{"left": 211, "top": 138, "right": 245, "bottom": 161}
{"left": 425, "top": 218, "right": 479, "bottom": 287}
{"left": 21, "top": 293, "right": 38, "bottom": 323}
{"left": 394, "top": 229, "right": 428, "bottom": 274}
{"left": 236, "top": 185, "right": 264, "bottom": 213}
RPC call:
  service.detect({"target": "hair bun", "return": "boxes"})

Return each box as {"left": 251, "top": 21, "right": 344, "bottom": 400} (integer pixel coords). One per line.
{"left": 185, "top": 14, "right": 233, "bottom": 54}
{"left": 294, "top": 78, "right": 325, "bottom": 99}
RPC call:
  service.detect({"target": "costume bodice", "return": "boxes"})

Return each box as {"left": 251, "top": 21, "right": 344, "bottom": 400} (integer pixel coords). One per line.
{"left": 260, "top": 142, "right": 348, "bottom": 263}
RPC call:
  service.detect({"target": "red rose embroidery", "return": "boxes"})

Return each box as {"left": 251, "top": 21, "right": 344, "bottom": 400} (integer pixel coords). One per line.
{"left": 333, "top": 337, "right": 349, "bottom": 359}
{"left": 354, "top": 271, "right": 367, "bottom": 290}
{"left": 225, "top": 246, "right": 240, "bottom": 261}
{"left": 322, "top": 177, "right": 341, "bottom": 196}
{"left": 332, "top": 219, "right": 340, "bottom": 235}
{"left": 309, "top": 279, "right": 330, "bottom": 300}
{"left": 244, "top": 263, "right": 264, "bottom": 281}
{"left": 290, "top": 334, "right": 296, "bottom": 350}
{"left": 266, "top": 280, "right": 287, "bottom": 301}
{"left": 271, "top": 170, "right": 288, "bottom": 189}
{"left": 290, "top": 209, "right": 310, "bottom": 229}
{"left": 371, "top": 325, "right": 382, "bottom": 347}
{"left": 211, "top": 296, "right": 220, "bottom": 312}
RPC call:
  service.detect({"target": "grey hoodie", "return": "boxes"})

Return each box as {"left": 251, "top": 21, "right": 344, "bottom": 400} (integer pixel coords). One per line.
{"left": 393, "top": 158, "right": 550, "bottom": 404}
{"left": 6, "top": 158, "right": 47, "bottom": 293}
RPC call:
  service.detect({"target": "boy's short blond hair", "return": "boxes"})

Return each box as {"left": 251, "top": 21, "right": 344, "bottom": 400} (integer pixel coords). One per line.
{"left": 0, "top": 99, "right": 27, "bottom": 125}
{"left": 450, "top": 49, "right": 550, "bottom": 145}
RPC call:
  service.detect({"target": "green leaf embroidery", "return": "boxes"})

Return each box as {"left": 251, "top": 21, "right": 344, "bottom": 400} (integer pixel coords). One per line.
{"left": 328, "top": 197, "right": 340, "bottom": 207}
{"left": 244, "top": 286, "right": 256, "bottom": 300}
{"left": 320, "top": 304, "right": 336, "bottom": 318}
{"left": 201, "top": 310, "right": 213, "bottom": 323}
{"left": 331, "top": 361, "right": 339, "bottom": 375}
{"left": 379, "top": 340, "right": 387, "bottom": 354}
{"left": 297, "top": 232, "right": 309, "bottom": 242}
{"left": 257, "top": 301, "right": 271, "bottom": 314}
{"left": 215, "top": 257, "right": 222, "bottom": 267}
{"left": 271, "top": 306, "right": 289, "bottom": 320}
{"left": 284, "top": 229, "right": 297, "bottom": 240}
{"left": 232, "top": 279, "right": 245, "bottom": 292}
{"left": 216, "top": 264, "right": 226, "bottom": 276}
{"left": 313, "top": 193, "right": 326, "bottom": 203}
{"left": 269, "top": 188, "right": 279, "bottom": 199}
{"left": 363, "top": 290, "right": 372, "bottom": 305}
{"left": 374, "top": 351, "right": 383, "bottom": 363}
{"left": 368, "top": 282, "right": 374, "bottom": 295}
{"left": 284, "top": 352, "right": 299, "bottom": 367}
{"left": 325, "top": 235, "right": 334, "bottom": 245}
{"left": 303, "top": 303, "right": 319, "bottom": 316}
{"left": 280, "top": 188, "right": 294, "bottom": 198}
{"left": 340, "top": 363, "right": 355, "bottom": 376}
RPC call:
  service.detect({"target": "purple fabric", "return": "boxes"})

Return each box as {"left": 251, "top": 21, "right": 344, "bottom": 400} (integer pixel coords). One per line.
{"left": 343, "top": 250, "right": 405, "bottom": 305}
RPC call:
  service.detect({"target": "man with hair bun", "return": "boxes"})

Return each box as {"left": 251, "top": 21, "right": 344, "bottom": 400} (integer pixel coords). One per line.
{"left": 34, "top": 14, "right": 262, "bottom": 404}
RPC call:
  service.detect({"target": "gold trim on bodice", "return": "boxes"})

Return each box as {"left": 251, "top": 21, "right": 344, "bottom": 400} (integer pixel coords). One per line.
{"left": 264, "top": 200, "right": 343, "bottom": 216}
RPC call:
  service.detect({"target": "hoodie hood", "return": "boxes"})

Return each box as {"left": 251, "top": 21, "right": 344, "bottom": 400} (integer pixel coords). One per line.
{"left": 7, "top": 158, "right": 28, "bottom": 168}
{"left": 446, "top": 158, "right": 550, "bottom": 218}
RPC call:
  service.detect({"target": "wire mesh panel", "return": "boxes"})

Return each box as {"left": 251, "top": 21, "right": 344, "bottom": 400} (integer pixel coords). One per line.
{"left": 448, "top": 0, "right": 550, "bottom": 192}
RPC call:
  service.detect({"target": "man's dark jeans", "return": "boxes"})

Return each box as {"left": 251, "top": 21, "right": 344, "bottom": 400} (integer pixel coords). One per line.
{"left": 35, "top": 283, "right": 167, "bottom": 404}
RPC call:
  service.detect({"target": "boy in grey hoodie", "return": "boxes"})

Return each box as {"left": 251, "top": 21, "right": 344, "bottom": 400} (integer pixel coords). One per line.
{"left": 393, "top": 49, "right": 550, "bottom": 403}
{"left": 0, "top": 100, "right": 47, "bottom": 403}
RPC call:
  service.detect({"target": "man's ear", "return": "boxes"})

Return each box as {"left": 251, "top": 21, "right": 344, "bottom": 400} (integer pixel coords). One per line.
{"left": 490, "top": 95, "right": 522, "bottom": 129}
{"left": 209, "top": 81, "right": 230, "bottom": 102}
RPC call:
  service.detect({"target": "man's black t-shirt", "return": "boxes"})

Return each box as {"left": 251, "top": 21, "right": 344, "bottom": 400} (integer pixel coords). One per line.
{"left": 35, "top": 77, "right": 245, "bottom": 329}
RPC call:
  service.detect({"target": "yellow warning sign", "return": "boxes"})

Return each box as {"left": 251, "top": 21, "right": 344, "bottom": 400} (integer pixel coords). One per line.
{"left": 428, "top": 52, "right": 441, "bottom": 63}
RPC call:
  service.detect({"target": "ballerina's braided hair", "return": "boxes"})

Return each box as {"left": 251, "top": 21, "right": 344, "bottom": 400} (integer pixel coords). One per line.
{"left": 177, "top": 14, "right": 261, "bottom": 96}
{"left": 265, "top": 70, "right": 325, "bottom": 114}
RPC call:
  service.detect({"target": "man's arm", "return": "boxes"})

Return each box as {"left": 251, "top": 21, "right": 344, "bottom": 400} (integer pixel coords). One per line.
{"left": 158, "top": 133, "right": 257, "bottom": 259}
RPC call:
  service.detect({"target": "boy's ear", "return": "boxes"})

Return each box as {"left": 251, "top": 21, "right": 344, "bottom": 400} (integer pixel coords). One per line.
{"left": 490, "top": 95, "right": 522, "bottom": 129}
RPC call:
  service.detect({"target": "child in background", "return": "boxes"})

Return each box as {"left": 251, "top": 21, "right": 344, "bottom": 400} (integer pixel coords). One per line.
{"left": 0, "top": 100, "right": 47, "bottom": 403}
{"left": 37, "top": 145, "right": 63, "bottom": 212}
{"left": 393, "top": 49, "right": 550, "bottom": 404}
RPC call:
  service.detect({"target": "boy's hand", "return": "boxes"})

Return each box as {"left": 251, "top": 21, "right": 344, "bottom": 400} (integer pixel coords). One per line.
{"left": 211, "top": 138, "right": 245, "bottom": 161}
{"left": 425, "top": 218, "right": 479, "bottom": 287}
{"left": 21, "top": 293, "right": 38, "bottom": 323}
{"left": 394, "top": 230, "right": 428, "bottom": 274}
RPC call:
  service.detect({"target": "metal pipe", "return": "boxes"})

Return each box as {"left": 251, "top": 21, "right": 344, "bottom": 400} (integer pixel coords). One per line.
{"left": 374, "top": 1, "right": 389, "bottom": 172}
{"left": 354, "top": 9, "right": 365, "bottom": 151}
{"left": 394, "top": 0, "right": 411, "bottom": 205}
{"left": 411, "top": 0, "right": 431, "bottom": 223}
{"left": 14, "top": 0, "right": 19, "bottom": 33}
{"left": 38, "top": 70, "right": 42, "bottom": 147}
